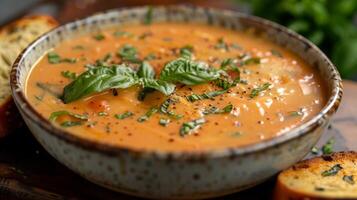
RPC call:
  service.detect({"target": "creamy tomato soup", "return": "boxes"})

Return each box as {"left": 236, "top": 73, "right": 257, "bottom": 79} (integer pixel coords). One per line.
{"left": 25, "top": 23, "right": 326, "bottom": 151}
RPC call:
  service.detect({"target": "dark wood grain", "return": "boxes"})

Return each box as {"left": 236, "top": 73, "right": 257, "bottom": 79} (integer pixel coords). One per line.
{"left": 0, "top": 80, "right": 355, "bottom": 200}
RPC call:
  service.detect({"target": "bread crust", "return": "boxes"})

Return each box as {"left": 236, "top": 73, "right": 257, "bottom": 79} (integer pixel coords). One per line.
{"left": 0, "top": 15, "right": 58, "bottom": 36}
{"left": 0, "top": 15, "right": 58, "bottom": 138}
{"left": 274, "top": 152, "right": 357, "bottom": 200}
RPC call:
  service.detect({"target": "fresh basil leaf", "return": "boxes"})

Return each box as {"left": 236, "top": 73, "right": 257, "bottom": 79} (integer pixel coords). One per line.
{"left": 186, "top": 89, "right": 227, "bottom": 102}
{"left": 62, "top": 65, "right": 138, "bottom": 103}
{"left": 139, "top": 78, "right": 175, "bottom": 96}
{"left": 180, "top": 45, "right": 194, "bottom": 59}
{"left": 137, "top": 61, "right": 155, "bottom": 79}
{"left": 159, "top": 58, "right": 221, "bottom": 85}
{"left": 137, "top": 61, "right": 160, "bottom": 99}
{"left": 180, "top": 118, "right": 206, "bottom": 137}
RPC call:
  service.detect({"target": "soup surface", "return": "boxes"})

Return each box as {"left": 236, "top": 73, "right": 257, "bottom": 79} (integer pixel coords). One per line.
{"left": 26, "top": 22, "right": 326, "bottom": 152}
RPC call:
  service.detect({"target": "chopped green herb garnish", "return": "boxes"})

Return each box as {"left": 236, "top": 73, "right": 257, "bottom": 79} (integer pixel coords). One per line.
{"left": 220, "top": 58, "right": 234, "bottom": 69}
{"left": 180, "top": 118, "right": 206, "bottom": 137}
{"left": 230, "top": 43, "right": 242, "bottom": 50}
{"left": 321, "top": 164, "right": 343, "bottom": 177}
{"left": 159, "top": 118, "right": 170, "bottom": 126}
{"left": 144, "top": 6, "right": 153, "bottom": 25}
{"left": 215, "top": 37, "right": 228, "bottom": 51}
{"left": 231, "top": 132, "right": 242, "bottom": 137}
{"left": 61, "top": 71, "right": 76, "bottom": 80}
{"left": 180, "top": 45, "right": 194, "bottom": 59}
{"left": 186, "top": 89, "right": 227, "bottom": 102}
{"left": 271, "top": 49, "right": 283, "bottom": 57}
{"left": 203, "top": 104, "right": 233, "bottom": 115}
{"left": 113, "top": 31, "right": 133, "bottom": 38}
{"left": 159, "top": 98, "right": 183, "bottom": 119}
{"left": 73, "top": 45, "right": 85, "bottom": 50}
{"left": 49, "top": 110, "right": 88, "bottom": 121}
{"left": 289, "top": 110, "right": 304, "bottom": 117}
{"left": 343, "top": 175, "right": 355, "bottom": 185}
{"left": 93, "top": 33, "right": 105, "bottom": 41}
{"left": 34, "top": 95, "right": 43, "bottom": 101}
{"left": 98, "top": 111, "right": 108, "bottom": 116}
{"left": 250, "top": 83, "right": 271, "bottom": 98}
{"left": 96, "top": 53, "right": 112, "bottom": 65}
{"left": 115, "top": 111, "right": 134, "bottom": 120}
{"left": 87, "top": 121, "right": 98, "bottom": 127}
{"left": 314, "top": 187, "right": 325, "bottom": 191}
{"left": 144, "top": 53, "right": 156, "bottom": 61}
{"left": 322, "top": 138, "right": 334, "bottom": 155}
{"left": 137, "top": 107, "right": 158, "bottom": 122}
{"left": 215, "top": 77, "right": 241, "bottom": 90}
{"left": 60, "top": 121, "right": 82, "bottom": 127}
{"left": 311, "top": 146, "right": 319, "bottom": 155}
{"left": 47, "top": 52, "right": 76, "bottom": 64}
{"left": 36, "top": 82, "right": 62, "bottom": 98}
{"left": 243, "top": 57, "right": 260, "bottom": 65}
{"left": 117, "top": 44, "right": 140, "bottom": 63}
{"left": 310, "top": 138, "right": 335, "bottom": 155}
{"left": 61, "top": 58, "right": 77, "bottom": 63}
{"left": 138, "top": 32, "right": 152, "bottom": 40}
{"left": 137, "top": 88, "right": 155, "bottom": 101}
{"left": 47, "top": 52, "right": 61, "bottom": 64}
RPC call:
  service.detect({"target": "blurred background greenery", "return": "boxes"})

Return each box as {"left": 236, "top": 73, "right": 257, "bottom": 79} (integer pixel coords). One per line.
{"left": 238, "top": 0, "right": 357, "bottom": 79}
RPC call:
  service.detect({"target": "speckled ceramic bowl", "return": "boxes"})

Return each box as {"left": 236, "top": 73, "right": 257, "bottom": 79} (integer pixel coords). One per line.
{"left": 10, "top": 5, "right": 342, "bottom": 199}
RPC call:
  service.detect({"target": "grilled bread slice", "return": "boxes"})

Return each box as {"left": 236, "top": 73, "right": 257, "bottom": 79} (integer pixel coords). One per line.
{"left": 0, "top": 15, "right": 58, "bottom": 137}
{"left": 275, "top": 151, "right": 357, "bottom": 200}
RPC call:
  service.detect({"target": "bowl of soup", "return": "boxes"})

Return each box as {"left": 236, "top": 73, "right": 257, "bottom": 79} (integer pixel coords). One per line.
{"left": 10, "top": 5, "right": 342, "bottom": 199}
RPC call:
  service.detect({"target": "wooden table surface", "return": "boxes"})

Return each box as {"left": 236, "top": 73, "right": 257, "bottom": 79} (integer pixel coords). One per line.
{"left": 0, "top": 80, "right": 356, "bottom": 200}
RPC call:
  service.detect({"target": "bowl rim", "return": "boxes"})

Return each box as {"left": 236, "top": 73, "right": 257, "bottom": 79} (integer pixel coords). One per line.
{"left": 10, "top": 5, "right": 343, "bottom": 160}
